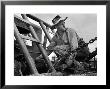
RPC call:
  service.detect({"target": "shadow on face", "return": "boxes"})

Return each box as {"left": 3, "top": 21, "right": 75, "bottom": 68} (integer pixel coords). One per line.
{"left": 56, "top": 22, "right": 66, "bottom": 31}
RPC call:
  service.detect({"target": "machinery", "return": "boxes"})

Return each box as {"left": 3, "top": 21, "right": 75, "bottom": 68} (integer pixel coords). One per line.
{"left": 14, "top": 14, "right": 97, "bottom": 76}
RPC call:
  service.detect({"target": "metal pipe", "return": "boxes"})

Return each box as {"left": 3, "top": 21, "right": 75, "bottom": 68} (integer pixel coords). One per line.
{"left": 14, "top": 24, "right": 39, "bottom": 75}
{"left": 20, "top": 34, "right": 41, "bottom": 43}
{"left": 26, "top": 14, "right": 52, "bottom": 28}
{"left": 43, "top": 26, "right": 50, "bottom": 49}
{"left": 14, "top": 15, "right": 42, "bottom": 31}
{"left": 21, "top": 14, "right": 56, "bottom": 72}
{"left": 39, "top": 21, "right": 52, "bottom": 42}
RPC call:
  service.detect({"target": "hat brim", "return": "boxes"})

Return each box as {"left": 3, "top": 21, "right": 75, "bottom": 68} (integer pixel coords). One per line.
{"left": 51, "top": 17, "right": 68, "bottom": 29}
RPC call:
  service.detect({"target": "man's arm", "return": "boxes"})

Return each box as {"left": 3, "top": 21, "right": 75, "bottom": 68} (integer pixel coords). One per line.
{"left": 46, "top": 41, "right": 56, "bottom": 55}
{"left": 69, "top": 28, "right": 79, "bottom": 51}
{"left": 36, "top": 36, "right": 56, "bottom": 60}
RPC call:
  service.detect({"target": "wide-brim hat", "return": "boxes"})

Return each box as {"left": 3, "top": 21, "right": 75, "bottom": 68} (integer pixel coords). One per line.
{"left": 52, "top": 15, "right": 61, "bottom": 24}
{"left": 51, "top": 15, "right": 68, "bottom": 29}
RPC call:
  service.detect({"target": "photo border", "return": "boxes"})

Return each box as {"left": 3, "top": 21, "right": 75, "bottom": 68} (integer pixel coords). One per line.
{"left": 1, "top": 0, "right": 110, "bottom": 88}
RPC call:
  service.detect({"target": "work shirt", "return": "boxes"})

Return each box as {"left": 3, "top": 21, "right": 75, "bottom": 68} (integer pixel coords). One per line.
{"left": 46, "top": 28, "right": 80, "bottom": 55}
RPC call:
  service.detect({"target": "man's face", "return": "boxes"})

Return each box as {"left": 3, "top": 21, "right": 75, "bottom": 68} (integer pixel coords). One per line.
{"left": 56, "top": 21, "right": 66, "bottom": 31}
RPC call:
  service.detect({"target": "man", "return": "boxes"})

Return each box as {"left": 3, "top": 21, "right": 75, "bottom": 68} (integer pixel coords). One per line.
{"left": 36, "top": 15, "right": 81, "bottom": 68}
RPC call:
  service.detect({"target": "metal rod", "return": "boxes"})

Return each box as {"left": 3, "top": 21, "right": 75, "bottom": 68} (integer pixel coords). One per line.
{"left": 26, "top": 14, "right": 52, "bottom": 28}
{"left": 39, "top": 21, "right": 52, "bottom": 42}
{"left": 14, "top": 15, "right": 42, "bottom": 31}
{"left": 20, "top": 34, "right": 40, "bottom": 43}
{"left": 43, "top": 35, "right": 47, "bottom": 49}
{"left": 14, "top": 24, "right": 39, "bottom": 75}
{"left": 43, "top": 26, "right": 52, "bottom": 49}
{"left": 21, "top": 14, "right": 56, "bottom": 72}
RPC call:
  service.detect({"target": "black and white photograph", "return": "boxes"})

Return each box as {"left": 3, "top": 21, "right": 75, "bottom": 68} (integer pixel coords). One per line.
{"left": 14, "top": 14, "right": 97, "bottom": 76}
{"left": 3, "top": 3, "right": 107, "bottom": 85}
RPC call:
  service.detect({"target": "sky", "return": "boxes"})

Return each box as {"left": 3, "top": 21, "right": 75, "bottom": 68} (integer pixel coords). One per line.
{"left": 16, "top": 14, "right": 97, "bottom": 59}
{"left": 16, "top": 14, "right": 97, "bottom": 42}
{"left": 33, "top": 14, "right": 97, "bottom": 51}
{"left": 33, "top": 14, "right": 97, "bottom": 42}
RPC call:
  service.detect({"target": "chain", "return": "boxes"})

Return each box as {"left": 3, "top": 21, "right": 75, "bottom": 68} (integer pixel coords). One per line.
{"left": 68, "top": 37, "right": 97, "bottom": 54}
